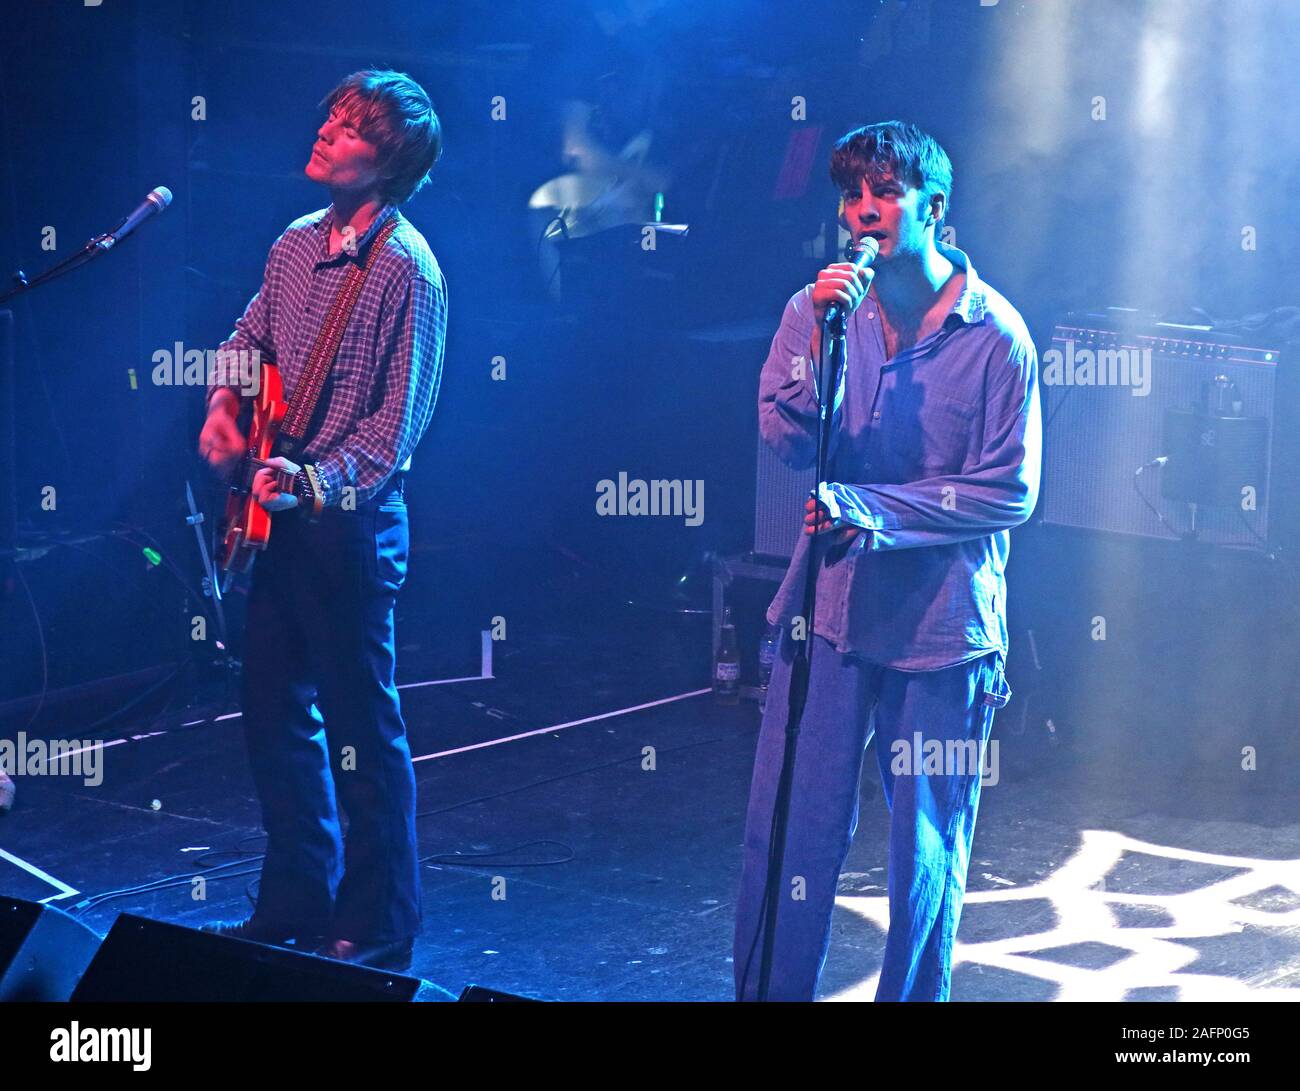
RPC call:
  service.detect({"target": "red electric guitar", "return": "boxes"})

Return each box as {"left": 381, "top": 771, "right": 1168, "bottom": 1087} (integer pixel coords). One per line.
{"left": 216, "top": 359, "right": 296, "bottom": 591}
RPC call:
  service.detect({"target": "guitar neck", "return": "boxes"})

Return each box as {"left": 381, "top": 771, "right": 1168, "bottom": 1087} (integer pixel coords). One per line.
{"left": 235, "top": 455, "right": 297, "bottom": 496}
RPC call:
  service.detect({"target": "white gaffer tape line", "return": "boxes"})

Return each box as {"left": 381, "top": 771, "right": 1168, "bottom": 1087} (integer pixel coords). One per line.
{"left": 398, "top": 674, "right": 493, "bottom": 693}
{"left": 206, "top": 672, "right": 492, "bottom": 724}
{"left": 26, "top": 738, "right": 130, "bottom": 761}
{"left": 412, "top": 688, "right": 713, "bottom": 763}
{"left": 0, "top": 847, "right": 80, "bottom": 903}
{"left": 209, "top": 633, "right": 494, "bottom": 722}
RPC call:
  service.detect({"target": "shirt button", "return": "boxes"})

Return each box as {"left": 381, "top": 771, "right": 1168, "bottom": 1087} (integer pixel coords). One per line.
{"left": 873, "top": 411, "right": 881, "bottom": 419}
{"left": 866, "top": 312, "right": 876, "bottom": 319}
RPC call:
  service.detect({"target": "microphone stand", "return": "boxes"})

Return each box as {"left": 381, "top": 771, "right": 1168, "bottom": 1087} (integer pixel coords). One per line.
{"left": 3, "top": 189, "right": 170, "bottom": 304}
{"left": 0, "top": 229, "right": 124, "bottom": 568}
{"left": 754, "top": 303, "right": 848, "bottom": 1001}
{"left": 0, "top": 233, "right": 118, "bottom": 305}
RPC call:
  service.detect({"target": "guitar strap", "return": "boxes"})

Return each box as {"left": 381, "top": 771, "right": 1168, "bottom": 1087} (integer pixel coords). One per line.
{"left": 276, "top": 211, "right": 400, "bottom": 459}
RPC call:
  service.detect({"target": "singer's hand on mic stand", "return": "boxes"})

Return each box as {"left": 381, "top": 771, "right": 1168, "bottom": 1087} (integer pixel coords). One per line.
{"left": 804, "top": 493, "right": 865, "bottom": 548}
{"left": 809, "top": 259, "right": 874, "bottom": 364}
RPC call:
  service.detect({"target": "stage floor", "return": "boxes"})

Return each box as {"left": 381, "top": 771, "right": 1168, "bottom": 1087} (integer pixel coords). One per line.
{"left": 3, "top": 604, "right": 1298, "bottom": 1002}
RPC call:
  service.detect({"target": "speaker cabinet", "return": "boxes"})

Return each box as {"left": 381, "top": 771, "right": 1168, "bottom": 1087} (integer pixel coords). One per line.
{"left": 72, "top": 914, "right": 419, "bottom": 1002}
{"left": 754, "top": 437, "right": 813, "bottom": 561}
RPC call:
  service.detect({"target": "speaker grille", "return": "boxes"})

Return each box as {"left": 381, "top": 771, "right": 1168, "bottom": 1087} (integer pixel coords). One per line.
{"left": 754, "top": 436, "right": 813, "bottom": 560}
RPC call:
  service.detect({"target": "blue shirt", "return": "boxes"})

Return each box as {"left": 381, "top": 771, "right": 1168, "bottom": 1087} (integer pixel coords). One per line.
{"left": 208, "top": 203, "right": 447, "bottom": 507}
{"left": 760, "top": 243, "right": 1041, "bottom": 670}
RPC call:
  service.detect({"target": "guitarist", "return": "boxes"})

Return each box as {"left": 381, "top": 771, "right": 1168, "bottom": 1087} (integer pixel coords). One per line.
{"left": 197, "top": 70, "right": 446, "bottom": 971}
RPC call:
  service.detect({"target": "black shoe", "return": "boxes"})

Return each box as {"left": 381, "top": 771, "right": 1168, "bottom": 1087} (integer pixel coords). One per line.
{"left": 201, "top": 917, "right": 316, "bottom": 947}
{"left": 314, "top": 936, "right": 415, "bottom": 972}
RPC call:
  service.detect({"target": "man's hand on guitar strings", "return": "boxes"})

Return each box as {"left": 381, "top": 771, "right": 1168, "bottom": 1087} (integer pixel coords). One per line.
{"left": 252, "top": 456, "right": 302, "bottom": 513}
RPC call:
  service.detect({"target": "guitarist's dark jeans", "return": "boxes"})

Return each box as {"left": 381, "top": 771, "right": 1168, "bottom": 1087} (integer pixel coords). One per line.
{"left": 239, "top": 476, "right": 419, "bottom": 944}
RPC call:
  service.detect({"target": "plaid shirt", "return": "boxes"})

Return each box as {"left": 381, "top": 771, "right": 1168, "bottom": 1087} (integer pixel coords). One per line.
{"left": 760, "top": 243, "right": 1041, "bottom": 670}
{"left": 208, "top": 203, "right": 447, "bottom": 507}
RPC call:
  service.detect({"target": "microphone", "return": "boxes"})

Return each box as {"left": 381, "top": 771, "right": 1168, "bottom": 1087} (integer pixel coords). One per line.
{"left": 1135, "top": 455, "right": 1168, "bottom": 475}
{"left": 824, "top": 235, "right": 879, "bottom": 327}
{"left": 100, "top": 187, "right": 172, "bottom": 249}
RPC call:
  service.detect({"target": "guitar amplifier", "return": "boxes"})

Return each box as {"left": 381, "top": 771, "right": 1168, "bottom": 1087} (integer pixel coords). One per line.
{"left": 754, "top": 436, "right": 814, "bottom": 561}
{"left": 1039, "top": 313, "right": 1286, "bottom": 551}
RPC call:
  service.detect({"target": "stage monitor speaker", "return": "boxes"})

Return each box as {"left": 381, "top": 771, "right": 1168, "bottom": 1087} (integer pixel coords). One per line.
{"left": 0, "top": 896, "right": 102, "bottom": 1001}
{"left": 1039, "top": 314, "right": 1283, "bottom": 551}
{"left": 458, "top": 984, "right": 541, "bottom": 1002}
{"left": 71, "top": 914, "right": 420, "bottom": 1002}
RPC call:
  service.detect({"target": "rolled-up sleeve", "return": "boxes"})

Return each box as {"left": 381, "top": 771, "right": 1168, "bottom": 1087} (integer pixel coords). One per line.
{"left": 313, "top": 270, "right": 447, "bottom": 507}
{"left": 821, "top": 336, "right": 1041, "bottom": 549}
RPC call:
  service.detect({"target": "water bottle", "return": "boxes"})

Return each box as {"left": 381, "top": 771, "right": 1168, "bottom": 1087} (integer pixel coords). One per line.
{"left": 713, "top": 607, "right": 740, "bottom": 705}
{"left": 757, "top": 623, "right": 780, "bottom": 712}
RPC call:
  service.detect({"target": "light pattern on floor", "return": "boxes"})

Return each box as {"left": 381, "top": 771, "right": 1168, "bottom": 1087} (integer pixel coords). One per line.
{"left": 827, "top": 829, "right": 1300, "bottom": 1001}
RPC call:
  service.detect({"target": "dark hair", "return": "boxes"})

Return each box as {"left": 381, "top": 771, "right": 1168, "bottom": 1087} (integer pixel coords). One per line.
{"left": 829, "top": 120, "right": 953, "bottom": 218}
{"left": 320, "top": 70, "right": 442, "bottom": 205}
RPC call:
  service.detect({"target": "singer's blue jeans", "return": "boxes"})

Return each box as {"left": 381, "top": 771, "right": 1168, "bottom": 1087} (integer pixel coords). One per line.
{"left": 733, "top": 629, "right": 1009, "bottom": 1002}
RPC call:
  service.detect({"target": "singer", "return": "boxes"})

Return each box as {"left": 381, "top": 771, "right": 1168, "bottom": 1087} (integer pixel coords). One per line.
{"left": 734, "top": 121, "right": 1041, "bottom": 1001}
{"left": 197, "top": 70, "right": 446, "bottom": 970}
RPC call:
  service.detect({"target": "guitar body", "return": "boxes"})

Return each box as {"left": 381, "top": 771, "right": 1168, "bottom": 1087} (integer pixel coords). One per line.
{"left": 217, "top": 361, "right": 287, "bottom": 590}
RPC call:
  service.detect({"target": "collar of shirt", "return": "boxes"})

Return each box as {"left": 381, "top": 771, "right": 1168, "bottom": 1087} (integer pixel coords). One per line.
{"left": 934, "top": 239, "right": 989, "bottom": 329}
{"left": 312, "top": 202, "right": 398, "bottom": 267}
{"left": 850, "top": 241, "right": 990, "bottom": 373}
